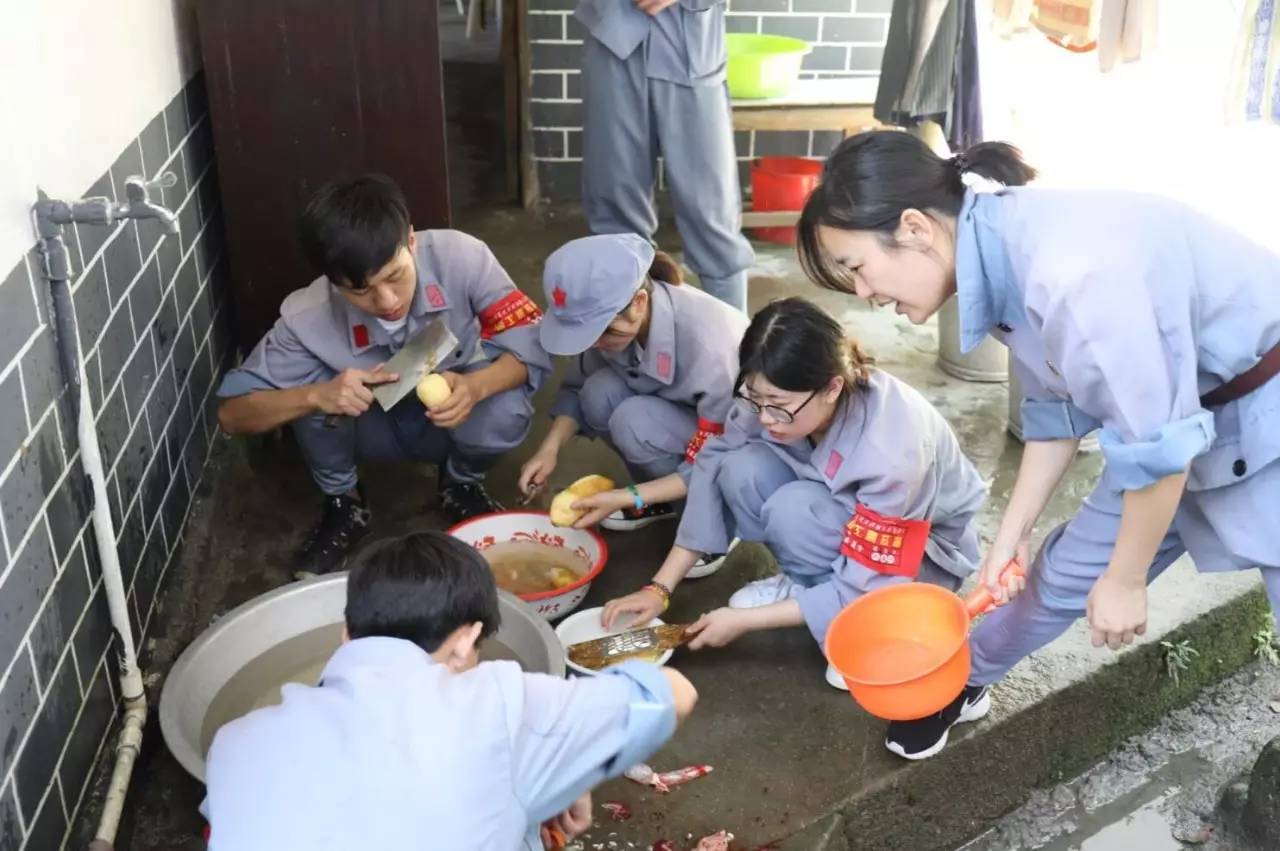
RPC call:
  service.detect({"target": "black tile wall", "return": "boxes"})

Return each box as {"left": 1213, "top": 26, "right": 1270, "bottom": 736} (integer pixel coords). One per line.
{"left": 0, "top": 260, "right": 39, "bottom": 370}
{"left": 26, "top": 785, "right": 69, "bottom": 851}
{"left": 0, "top": 653, "right": 39, "bottom": 781}
{"left": 0, "top": 783, "right": 21, "bottom": 849}
{"left": 0, "top": 71, "right": 229, "bottom": 850}
{"left": 57, "top": 662, "right": 112, "bottom": 810}
{"left": 793, "top": 0, "right": 853, "bottom": 11}
{"left": 755, "top": 130, "right": 812, "bottom": 157}
{"left": 761, "top": 14, "right": 821, "bottom": 40}
{"left": 0, "top": 527, "right": 58, "bottom": 674}
{"left": 526, "top": 0, "right": 891, "bottom": 200}
{"left": 822, "top": 14, "right": 886, "bottom": 42}
{"left": 28, "top": 545, "right": 91, "bottom": 688}
{"left": 731, "top": 0, "right": 789, "bottom": 11}
{"left": 69, "top": 586, "right": 112, "bottom": 695}
{"left": 0, "top": 372, "right": 26, "bottom": 472}
{"left": 14, "top": 650, "right": 80, "bottom": 824}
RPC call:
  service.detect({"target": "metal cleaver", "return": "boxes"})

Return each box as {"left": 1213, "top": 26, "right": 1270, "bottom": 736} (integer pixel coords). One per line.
{"left": 370, "top": 318, "right": 459, "bottom": 411}
{"left": 323, "top": 318, "right": 459, "bottom": 427}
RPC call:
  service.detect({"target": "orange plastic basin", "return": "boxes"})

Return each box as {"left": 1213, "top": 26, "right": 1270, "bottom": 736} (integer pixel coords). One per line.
{"left": 824, "top": 564, "right": 1023, "bottom": 721}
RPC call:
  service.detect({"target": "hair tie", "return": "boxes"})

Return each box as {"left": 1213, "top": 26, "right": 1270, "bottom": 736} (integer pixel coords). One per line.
{"left": 950, "top": 152, "right": 970, "bottom": 174}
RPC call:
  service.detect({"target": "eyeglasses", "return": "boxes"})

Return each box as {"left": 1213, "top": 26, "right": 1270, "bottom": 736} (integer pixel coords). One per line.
{"left": 734, "top": 389, "right": 818, "bottom": 425}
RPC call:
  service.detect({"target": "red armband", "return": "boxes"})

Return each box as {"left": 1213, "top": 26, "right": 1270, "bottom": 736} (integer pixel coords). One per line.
{"left": 479, "top": 291, "right": 543, "bottom": 339}
{"left": 840, "top": 503, "right": 931, "bottom": 578}
{"left": 683, "top": 418, "right": 724, "bottom": 463}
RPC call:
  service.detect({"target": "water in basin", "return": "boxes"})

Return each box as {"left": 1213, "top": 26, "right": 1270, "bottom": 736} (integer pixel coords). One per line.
{"left": 199, "top": 622, "right": 522, "bottom": 754}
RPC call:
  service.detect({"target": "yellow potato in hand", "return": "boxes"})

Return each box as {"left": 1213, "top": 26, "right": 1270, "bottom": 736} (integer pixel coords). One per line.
{"left": 549, "top": 474, "right": 615, "bottom": 527}
{"left": 416, "top": 373, "right": 452, "bottom": 409}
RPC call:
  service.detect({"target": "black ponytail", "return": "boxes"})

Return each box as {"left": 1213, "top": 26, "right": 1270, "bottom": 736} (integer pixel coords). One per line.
{"left": 736, "top": 297, "right": 874, "bottom": 395}
{"left": 798, "top": 131, "right": 1036, "bottom": 292}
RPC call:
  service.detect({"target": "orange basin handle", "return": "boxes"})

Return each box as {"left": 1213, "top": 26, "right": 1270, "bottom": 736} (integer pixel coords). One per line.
{"left": 963, "top": 559, "right": 1028, "bottom": 619}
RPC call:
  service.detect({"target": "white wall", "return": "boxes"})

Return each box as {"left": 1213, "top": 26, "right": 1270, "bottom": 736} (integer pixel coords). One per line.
{"left": 0, "top": 0, "right": 201, "bottom": 263}
{"left": 979, "top": 0, "right": 1280, "bottom": 249}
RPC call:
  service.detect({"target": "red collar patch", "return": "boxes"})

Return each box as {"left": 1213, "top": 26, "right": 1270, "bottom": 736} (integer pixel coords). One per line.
{"left": 656, "top": 352, "right": 672, "bottom": 379}
{"left": 825, "top": 450, "right": 844, "bottom": 479}
{"left": 426, "top": 283, "right": 446, "bottom": 309}
{"left": 352, "top": 323, "right": 370, "bottom": 349}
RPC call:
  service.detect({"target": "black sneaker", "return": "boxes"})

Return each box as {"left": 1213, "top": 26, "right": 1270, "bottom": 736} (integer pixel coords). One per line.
{"left": 290, "top": 493, "right": 371, "bottom": 580}
{"left": 884, "top": 684, "right": 991, "bottom": 761}
{"left": 600, "top": 502, "right": 678, "bottom": 532}
{"left": 439, "top": 477, "right": 502, "bottom": 523}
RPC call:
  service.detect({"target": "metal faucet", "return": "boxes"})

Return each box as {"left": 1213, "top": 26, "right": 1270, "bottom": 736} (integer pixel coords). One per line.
{"left": 34, "top": 172, "right": 181, "bottom": 237}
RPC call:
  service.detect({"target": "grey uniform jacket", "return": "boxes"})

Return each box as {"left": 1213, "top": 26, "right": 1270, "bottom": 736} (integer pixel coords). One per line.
{"left": 575, "top": 0, "right": 727, "bottom": 86}
{"left": 550, "top": 280, "right": 749, "bottom": 464}
{"left": 219, "top": 230, "right": 551, "bottom": 399}
{"left": 677, "top": 368, "right": 988, "bottom": 580}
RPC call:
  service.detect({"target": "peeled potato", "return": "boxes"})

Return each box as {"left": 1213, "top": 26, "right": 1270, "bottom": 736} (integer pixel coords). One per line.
{"left": 416, "top": 373, "right": 452, "bottom": 409}
{"left": 549, "top": 474, "right": 615, "bottom": 527}
{"left": 549, "top": 567, "right": 578, "bottom": 588}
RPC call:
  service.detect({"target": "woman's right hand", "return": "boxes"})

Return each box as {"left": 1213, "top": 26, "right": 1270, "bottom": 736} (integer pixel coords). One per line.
{"left": 518, "top": 449, "right": 558, "bottom": 498}
{"left": 978, "top": 537, "right": 1030, "bottom": 605}
{"left": 602, "top": 588, "right": 667, "bottom": 630}
{"left": 571, "top": 489, "right": 634, "bottom": 529}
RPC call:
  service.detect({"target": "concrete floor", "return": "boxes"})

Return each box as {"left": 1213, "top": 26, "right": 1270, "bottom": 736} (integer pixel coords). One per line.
{"left": 96, "top": 205, "right": 1269, "bottom": 851}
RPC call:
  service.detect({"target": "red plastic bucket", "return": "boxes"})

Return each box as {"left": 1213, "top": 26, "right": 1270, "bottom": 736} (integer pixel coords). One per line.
{"left": 750, "top": 157, "right": 825, "bottom": 245}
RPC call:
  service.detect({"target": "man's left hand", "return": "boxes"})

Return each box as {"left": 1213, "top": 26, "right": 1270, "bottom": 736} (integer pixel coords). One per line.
{"left": 635, "top": 0, "right": 678, "bottom": 16}
{"left": 427, "top": 372, "right": 480, "bottom": 429}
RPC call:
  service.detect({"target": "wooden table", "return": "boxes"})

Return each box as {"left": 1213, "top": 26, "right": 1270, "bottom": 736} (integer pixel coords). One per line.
{"left": 732, "top": 78, "right": 879, "bottom": 228}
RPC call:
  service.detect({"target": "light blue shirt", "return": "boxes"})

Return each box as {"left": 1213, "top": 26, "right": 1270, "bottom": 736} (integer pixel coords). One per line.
{"left": 955, "top": 187, "right": 1280, "bottom": 572}
{"left": 203, "top": 637, "right": 676, "bottom": 851}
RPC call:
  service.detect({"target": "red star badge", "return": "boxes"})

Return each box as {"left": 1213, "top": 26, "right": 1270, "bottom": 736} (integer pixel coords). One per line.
{"left": 552, "top": 284, "right": 567, "bottom": 309}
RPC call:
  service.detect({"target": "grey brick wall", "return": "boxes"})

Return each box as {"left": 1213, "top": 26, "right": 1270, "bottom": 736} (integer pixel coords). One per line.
{"left": 0, "top": 72, "right": 231, "bottom": 850}
{"left": 528, "top": 0, "right": 887, "bottom": 201}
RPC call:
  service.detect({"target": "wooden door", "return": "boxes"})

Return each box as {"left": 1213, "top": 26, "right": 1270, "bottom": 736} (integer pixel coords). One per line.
{"left": 197, "top": 0, "right": 451, "bottom": 351}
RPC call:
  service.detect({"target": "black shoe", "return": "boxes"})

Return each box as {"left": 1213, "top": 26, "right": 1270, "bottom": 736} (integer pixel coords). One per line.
{"left": 439, "top": 477, "right": 502, "bottom": 523}
{"left": 291, "top": 493, "right": 371, "bottom": 580}
{"left": 884, "top": 684, "right": 991, "bottom": 761}
{"left": 599, "top": 501, "right": 678, "bottom": 532}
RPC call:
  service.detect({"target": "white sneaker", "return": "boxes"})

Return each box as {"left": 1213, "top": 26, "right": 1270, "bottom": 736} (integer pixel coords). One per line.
{"left": 825, "top": 664, "right": 850, "bottom": 691}
{"left": 728, "top": 573, "right": 799, "bottom": 609}
{"left": 684, "top": 538, "right": 740, "bottom": 580}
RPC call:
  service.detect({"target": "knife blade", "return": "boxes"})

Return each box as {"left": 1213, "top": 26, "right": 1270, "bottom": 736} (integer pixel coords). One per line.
{"left": 323, "top": 318, "right": 460, "bottom": 428}
{"left": 369, "top": 318, "right": 460, "bottom": 411}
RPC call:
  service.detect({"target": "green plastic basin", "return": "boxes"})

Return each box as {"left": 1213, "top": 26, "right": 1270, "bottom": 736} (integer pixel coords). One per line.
{"left": 726, "top": 33, "right": 812, "bottom": 100}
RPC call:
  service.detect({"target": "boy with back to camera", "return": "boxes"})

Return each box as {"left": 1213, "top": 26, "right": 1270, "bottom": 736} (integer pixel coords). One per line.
{"left": 203, "top": 531, "right": 698, "bottom": 850}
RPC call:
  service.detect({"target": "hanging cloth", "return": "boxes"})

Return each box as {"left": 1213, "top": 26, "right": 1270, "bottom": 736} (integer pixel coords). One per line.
{"left": 1228, "top": 0, "right": 1280, "bottom": 123}
{"left": 875, "top": 0, "right": 984, "bottom": 150}
{"left": 1030, "top": 0, "right": 1156, "bottom": 69}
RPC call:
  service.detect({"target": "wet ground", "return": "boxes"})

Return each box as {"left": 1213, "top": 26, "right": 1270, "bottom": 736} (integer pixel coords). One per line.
{"left": 962, "top": 660, "right": 1280, "bottom": 851}
{"left": 82, "top": 204, "right": 1270, "bottom": 850}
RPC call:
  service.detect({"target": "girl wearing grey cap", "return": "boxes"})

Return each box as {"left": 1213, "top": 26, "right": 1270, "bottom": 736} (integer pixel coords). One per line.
{"left": 602, "top": 298, "right": 987, "bottom": 690}
{"left": 519, "top": 234, "right": 748, "bottom": 576}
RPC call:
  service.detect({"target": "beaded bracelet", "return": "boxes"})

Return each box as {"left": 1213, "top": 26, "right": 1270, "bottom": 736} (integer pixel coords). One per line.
{"left": 641, "top": 582, "right": 671, "bottom": 611}
{"left": 626, "top": 484, "right": 645, "bottom": 510}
